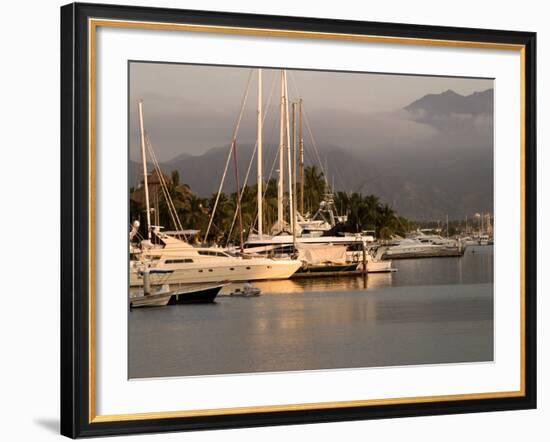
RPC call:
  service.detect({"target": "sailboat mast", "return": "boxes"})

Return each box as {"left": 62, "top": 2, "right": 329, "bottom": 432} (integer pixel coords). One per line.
{"left": 299, "top": 99, "right": 304, "bottom": 215}
{"left": 138, "top": 100, "right": 152, "bottom": 239}
{"left": 277, "top": 70, "right": 285, "bottom": 231}
{"left": 232, "top": 140, "right": 244, "bottom": 253}
{"left": 284, "top": 71, "right": 294, "bottom": 233}
{"left": 292, "top": 100, "right": 298, "bottom": 250}
{"left": 257, "top": 69, "right": 263, "bottom": 238}
{"left": 292, "top": 101, "right": 297, "bottom": 215}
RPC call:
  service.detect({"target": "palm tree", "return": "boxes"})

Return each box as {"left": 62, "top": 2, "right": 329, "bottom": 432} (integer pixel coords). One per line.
{"left": 303, "top": 165, "right": 326, "bottom": 214}
{"left": 131, "top": 166, "right": 414, "bottom": 243}
{"left": 180, "top": 196, "right": 208, "bottom": 232}
{"left": 376, "top": 204, "right": 397, "bottom": 239}
{"left": 361, "top": 194, "right": 381, "bottom": 230}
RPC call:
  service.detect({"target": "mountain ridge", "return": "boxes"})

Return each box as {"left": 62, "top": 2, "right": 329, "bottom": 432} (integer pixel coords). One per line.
{"left": 130, "top": 88, "right": 494, "bottom": 220}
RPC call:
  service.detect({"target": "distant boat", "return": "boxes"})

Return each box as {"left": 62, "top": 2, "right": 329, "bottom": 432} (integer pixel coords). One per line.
{"left": 478, "top": 234, "right": 492, "bottom": 246}
{"left": 229, "top": 284, "right": 261, "bottom": 297}
{"left": 381, "top": 233, "right": 464, "bottom": 259}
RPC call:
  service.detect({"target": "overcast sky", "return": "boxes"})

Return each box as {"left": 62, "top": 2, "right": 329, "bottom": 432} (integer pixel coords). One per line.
{"left": 129, "top": 62, "right": 493, "bottom": 162}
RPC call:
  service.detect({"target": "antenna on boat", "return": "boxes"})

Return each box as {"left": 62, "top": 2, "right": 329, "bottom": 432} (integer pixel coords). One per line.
{"left": 257, "top": 68, "right": 263, "bottom": 239}
{"left": 138, "top": 100, "right": 152, "bottom": 240}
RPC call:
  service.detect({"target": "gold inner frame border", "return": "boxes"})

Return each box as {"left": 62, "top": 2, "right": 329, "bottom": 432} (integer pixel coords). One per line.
{"left": 87, "top": 18, "right": 526, "bottom": 423}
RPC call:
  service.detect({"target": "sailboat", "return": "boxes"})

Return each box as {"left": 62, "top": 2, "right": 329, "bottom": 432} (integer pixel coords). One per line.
{"left": 129, "top": 98, "right": 301, "bottom": 287}
{"left": 239, "top": 70, "right": 393, "bottom": 274}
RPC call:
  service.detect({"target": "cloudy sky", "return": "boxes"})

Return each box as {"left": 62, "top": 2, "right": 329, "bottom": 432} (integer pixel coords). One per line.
{"left": 129, "top": 62, "right": 493, "bottom": 162}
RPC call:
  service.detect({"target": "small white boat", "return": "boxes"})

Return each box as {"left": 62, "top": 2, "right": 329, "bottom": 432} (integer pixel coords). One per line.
{"left": 129, "top": 283, "right": 172, "bottom": 308}
{"left": 478, "top": 234, "right": 492, "bottom": 246}
{"left": 229, "top": 284, "right": 261, "bottom": 297}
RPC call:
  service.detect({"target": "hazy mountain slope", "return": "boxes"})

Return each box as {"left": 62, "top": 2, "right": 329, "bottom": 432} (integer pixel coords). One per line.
{"left": 129, "top": 88, "right": 494, "bottom": 220}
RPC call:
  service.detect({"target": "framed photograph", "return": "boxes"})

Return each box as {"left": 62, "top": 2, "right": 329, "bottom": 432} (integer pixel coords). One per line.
{"left": 60, "top": 2, "right": 536, "bottom": 438}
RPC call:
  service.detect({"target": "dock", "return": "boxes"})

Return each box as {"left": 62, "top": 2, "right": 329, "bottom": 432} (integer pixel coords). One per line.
{"left": 290, "top": 269, "right": 397, "bottom": 279}
{"left": 382, "top": 249, "right": 464, "bottom": 260}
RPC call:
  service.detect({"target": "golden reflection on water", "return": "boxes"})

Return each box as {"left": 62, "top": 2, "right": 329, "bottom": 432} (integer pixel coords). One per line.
{"left": 130, "top": 248, "right": 494, "bottom": 377}
{"left": 251, "top": 273, "right": 394, "bottom": 294}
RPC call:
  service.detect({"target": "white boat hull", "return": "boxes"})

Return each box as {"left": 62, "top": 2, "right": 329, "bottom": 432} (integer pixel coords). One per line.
{"left": 356, "top": 260, "right": 394, "bottom": 273}
{"left": 382, "top": 245, "right": 463, "bottom": 259}
{"left": 345, "top": 251, "right": 393, "bottom": 273}
{"left": 130, "top": 259, "right": 301, "bottom": 286}
{"left": 129, "top": 293, "right": 172, "bottom": 308}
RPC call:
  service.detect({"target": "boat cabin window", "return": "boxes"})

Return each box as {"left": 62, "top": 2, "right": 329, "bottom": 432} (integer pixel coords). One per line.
{"left": 198, "top": 250, "right": 229, "bottom": 257}
{"left": 165, "top": 258, "right": 193, "bottom": 264}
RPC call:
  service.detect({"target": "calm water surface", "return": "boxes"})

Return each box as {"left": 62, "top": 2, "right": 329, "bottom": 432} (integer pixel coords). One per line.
{"left": 129, "top": 246, "right": 493, "bottom": 378}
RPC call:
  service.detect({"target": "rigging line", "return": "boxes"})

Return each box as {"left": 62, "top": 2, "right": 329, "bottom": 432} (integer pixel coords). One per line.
{"left": 286, "top": 72, "right": 329, "bottom": 188}
{"left": 302, "top": 121, "right": 351, "bottom": 195}
{"left": 144, "top": 135, "right": 176, "bottom": 229}
{"left": 148, "top": 142, "right": 183, "bottom": 236}
{"left": 145, "top": 134, "right": 185, "bottom": 237}
{"left": 226, "top": 73, "right": 277, "bottom": 245}
{"left": 145, "top": 135, "right": 176, "bottom": 225}
{"left": 148, "top": 140, "right": 192, "bottom": 239}
{"left": 302, "top": 105, "right": 329, "bottom": 188}
{"left": 203, "top": 69, "right": 254, "bottom": 243}
{"left": 145, "top": 134, "right": 179, "bottom": 223}
{"left": 129, "top": 223, "right": 144, "bottom": 243}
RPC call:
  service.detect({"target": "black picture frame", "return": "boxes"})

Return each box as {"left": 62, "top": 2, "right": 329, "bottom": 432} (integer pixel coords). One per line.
{"left": 61, "top": 2, "right": 537, "bottom": 438}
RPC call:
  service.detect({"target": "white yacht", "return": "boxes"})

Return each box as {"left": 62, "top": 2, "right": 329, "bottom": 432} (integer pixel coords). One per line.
{"left": 381, "top": 235, "right": 464, "bottom": 259}
{"left": 130, "top": 229, "right": 301, "bottom": 287}
{"left": 242, "top": 233, "right": 392, "bottom": 273}
{"left": 130, "top": 99, "right": 301, "bottom": 287}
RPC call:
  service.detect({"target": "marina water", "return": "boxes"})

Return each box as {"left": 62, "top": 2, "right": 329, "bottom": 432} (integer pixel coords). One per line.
{"left": 129, "top": 245, "right": 493, "bottom": 378}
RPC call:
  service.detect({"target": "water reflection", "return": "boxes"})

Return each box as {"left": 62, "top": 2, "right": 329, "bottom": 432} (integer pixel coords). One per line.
{"left": 249, "top": 272, "right": 393, "bottom": 294}
{"left": 128, "top": 246, "right": 494, "bottom": 378}
{"left": 220, "top": 245, "right": 492, "bottom": 296}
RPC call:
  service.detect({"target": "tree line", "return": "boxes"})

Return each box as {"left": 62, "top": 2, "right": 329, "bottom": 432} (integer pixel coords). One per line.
{"left": 130, "top": 165, "right": 414, "bottom": 244}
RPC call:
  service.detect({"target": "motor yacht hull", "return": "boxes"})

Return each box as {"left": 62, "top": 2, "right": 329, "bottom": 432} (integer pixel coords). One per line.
{"left": 129, "top": 259, "right": 301, "bottom": 286}
{"left": 168, "top": 283, "right": 225, "bottom": 304}
{"left": 382, "top": 246, "right": 463, "bottom": 259}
